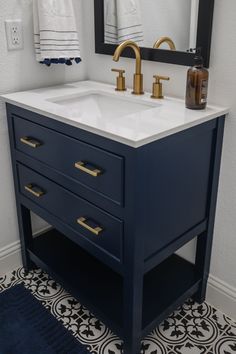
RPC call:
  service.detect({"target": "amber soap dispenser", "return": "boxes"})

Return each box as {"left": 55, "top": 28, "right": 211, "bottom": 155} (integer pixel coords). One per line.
{"left": 185, "top": 49, "right": 209, "bottom": 110}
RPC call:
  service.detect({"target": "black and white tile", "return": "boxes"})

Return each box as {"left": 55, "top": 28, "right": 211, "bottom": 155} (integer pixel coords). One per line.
{"left": 0, "top": 268, "right": 235, "bottom": 354}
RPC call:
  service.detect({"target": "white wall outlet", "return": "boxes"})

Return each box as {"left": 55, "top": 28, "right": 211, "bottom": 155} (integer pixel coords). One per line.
{"left": 5, "top": 20, "right": 24, "bottom": 51}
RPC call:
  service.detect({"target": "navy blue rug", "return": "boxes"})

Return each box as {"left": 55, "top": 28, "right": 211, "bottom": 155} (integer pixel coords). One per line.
{"left": 0, "top": 284, "right": 89, "bottom": 354}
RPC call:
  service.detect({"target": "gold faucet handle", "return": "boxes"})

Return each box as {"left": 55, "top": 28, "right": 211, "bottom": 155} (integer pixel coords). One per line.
{"left": 151, "top": 75, "right": 170, "bottom": 99}
{"left": 111, "top": 68, "right": 126, "bottom": 91}
{"left": 153, "top": 75, "right": 170, "bottom": 83}
{"left": 112, "top": 68, "right": 125, "bottom": 75}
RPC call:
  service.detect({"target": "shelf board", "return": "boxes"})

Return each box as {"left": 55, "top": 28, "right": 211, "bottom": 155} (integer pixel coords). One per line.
{"left": 29, "top": 229, "right": 124, "bottom": 337}
{"left": 28, "top": 229, "right": 201, "bottom": 339}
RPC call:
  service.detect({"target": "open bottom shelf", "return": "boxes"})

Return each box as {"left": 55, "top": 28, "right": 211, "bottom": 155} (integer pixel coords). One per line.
{"left": 28, "top": 229, "right": 201, "bottom": 339}
{"left": 142, "top": 254, "right": 201, "bottom": 335}
{"left": 29, "top": 229, "right": 123, "bottom": 336}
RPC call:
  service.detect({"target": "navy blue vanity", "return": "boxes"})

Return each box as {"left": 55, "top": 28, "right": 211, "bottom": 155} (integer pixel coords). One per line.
{"left": 6, "top": 99, "right": 226, "bottom": 353}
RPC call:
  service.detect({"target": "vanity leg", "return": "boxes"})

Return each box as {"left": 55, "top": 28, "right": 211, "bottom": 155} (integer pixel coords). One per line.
{"left": 123, "top": 268, "right": 143, "bottom": 354}
{"left": 194, "top": 118, "right": 225, "bottom": 304}
{"left": 17, "top": 204, "right": 34, "bottom": 272}
{"left": 194, "top": 231, "right": 210, "bottom": 303}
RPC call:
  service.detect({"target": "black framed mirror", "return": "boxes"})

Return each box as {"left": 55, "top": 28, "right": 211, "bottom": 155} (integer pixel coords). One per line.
{"left": 94, "top": 0, "right": 215, "bottom": 68}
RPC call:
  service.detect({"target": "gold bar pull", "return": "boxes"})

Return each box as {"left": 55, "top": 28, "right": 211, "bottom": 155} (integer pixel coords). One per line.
{"left": 24, "top": 184, "right": 45, "bottom": 198}
{"left": 74, "top": 161, "right": 102, "bottom": 177}
{"left": 77, "top": 217, "right": 103, "bottom": 236}
{"left": 20, "top": 137, "right": 42, "bottom": 148}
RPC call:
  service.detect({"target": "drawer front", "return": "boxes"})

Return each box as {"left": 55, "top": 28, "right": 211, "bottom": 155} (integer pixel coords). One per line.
{"left": 17, "top": 164, "right": 123, "bottom": 262}
{"left": 13, "top": 116, "right": 124, "bottom": 206}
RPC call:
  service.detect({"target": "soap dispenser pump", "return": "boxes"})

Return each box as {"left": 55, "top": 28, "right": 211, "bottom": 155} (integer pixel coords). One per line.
{"left": 185, "top": 48, "right": 209, "bottom": 110}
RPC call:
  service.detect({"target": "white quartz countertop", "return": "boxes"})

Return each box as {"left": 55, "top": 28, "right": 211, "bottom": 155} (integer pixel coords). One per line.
{"left": 1, "top": 81, "right": 229, "bottom": 148}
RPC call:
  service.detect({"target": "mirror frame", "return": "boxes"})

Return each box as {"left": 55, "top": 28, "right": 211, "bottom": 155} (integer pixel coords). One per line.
{"left": 94, "top": 0, "right": 215, "bottom": 68}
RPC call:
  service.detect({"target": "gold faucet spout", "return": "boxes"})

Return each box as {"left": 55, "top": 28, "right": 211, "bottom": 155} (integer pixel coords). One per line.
{"left": 113, "top": 40, "right": 142, "bottom": 75}
{"left": 153, "top": 36, "right": 176, "bottom": 51}
{"left": 113, "top": 40, "right": 144, "bottom": 95}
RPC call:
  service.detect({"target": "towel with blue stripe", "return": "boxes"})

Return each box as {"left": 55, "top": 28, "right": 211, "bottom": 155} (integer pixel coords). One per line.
{"left": 33, "top": 0, "right": 81, "bottom": 66}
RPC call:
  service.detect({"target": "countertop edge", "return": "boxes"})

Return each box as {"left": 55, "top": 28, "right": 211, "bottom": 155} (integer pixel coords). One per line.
{"left": 1, "top": 87, "right": 229, "bottom": 148}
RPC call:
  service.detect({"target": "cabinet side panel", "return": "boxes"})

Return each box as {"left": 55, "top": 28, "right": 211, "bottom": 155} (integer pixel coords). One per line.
{"left": 140, "top": 121, "right": 216, "bottom": 260}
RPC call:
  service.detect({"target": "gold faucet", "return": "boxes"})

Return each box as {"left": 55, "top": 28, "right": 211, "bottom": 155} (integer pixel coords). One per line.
{"left": 113, "top": 40, "right": 144, "bottom": 95}
{"left": 153, "top": 36, "right": 176, "bottom": 51}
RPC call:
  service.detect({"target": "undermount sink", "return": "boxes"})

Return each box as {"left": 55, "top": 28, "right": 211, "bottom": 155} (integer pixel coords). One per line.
{"left": 48, "top": 91, "right": 158, "bottom": 119}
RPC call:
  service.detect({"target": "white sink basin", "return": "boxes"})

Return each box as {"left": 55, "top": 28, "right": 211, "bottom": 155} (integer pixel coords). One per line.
{"left": 48, "top": 91, "right": 157, "bottom": 119}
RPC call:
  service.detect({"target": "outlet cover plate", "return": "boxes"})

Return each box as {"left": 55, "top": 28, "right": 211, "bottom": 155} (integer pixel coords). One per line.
{"left": 5, "top": 20, "right": 23, "bottom": 51}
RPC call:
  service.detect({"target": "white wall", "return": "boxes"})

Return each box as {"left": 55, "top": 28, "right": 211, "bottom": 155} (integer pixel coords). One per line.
{"left": 83, "top": 0, "right": 236, "bottom": 316}
{"left": 0, "top": 0, "right": 87, "bottom": 251}
{"left": 205, "top": 0, "right": 236, "bottom": 312}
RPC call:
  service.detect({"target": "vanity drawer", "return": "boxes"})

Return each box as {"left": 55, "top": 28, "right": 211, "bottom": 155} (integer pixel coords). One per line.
{"left": 17, "top": 164, "right": 123, "bottom": 262}
{"left": 13, "top": 116, "right": 124, "bottom": 206}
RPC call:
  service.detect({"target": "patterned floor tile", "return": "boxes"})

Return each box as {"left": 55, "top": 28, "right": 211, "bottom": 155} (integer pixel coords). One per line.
{"left": 50, "top": 293, "right": 111, "bottom": 345}
{"left": 211, "top": 336, "right": 236, "bottom": 353}
{"left": 208, "top": 308, "right": 232, "bottom": 333}
{"left": 0, "top": 267, "right": 235, "bottom": 354}
{"left": 164, "top": 342, "right": 210, "bottom": 354}
{"left": 154, "top": 316, "right": 190, "bottom": 345}
{"left": 225, "top": 318, "right": 236, "bottom": 335}
{"left": 182, "top": 299, "right": 213, "bottom": 320}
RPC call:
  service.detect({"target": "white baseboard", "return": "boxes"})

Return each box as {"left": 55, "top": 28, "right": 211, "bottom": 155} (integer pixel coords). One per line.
{"left": 0, "top": 240, "right": 22, "bottom": 276}
{"left": 0, "top": 226, "right": 53, "bottom": 276}
{"left": 207, "top": 274, "right": 236, "bottom": 320}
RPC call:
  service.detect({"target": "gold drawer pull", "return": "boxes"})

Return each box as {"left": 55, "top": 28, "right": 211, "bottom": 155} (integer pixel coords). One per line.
{"left": 77, "top": 217, "right": 103, "bottom": 236}
{"left": 20, "top": 137, "right": 42, "bottom": 148}
{"left": 24, "top": 184, "right": 45, "bottom": 198}
{"left": 74, "top": 161, "right": 102, "bottom": 177}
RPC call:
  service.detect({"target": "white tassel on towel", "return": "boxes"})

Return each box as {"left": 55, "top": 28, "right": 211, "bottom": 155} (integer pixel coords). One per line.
{"left": 33, "top": 0, "right": 81, "bottom": 66}
{"left": 105, "top": 0, "right": 143, "bottom": 44}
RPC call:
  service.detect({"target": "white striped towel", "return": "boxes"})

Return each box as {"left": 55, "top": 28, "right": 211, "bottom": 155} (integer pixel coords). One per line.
{"left": 33, "top": 0, "right": 81, "bottom": 66}
{"left": 104, "top": 0, "right": 143, "bottom": 45}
